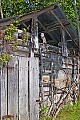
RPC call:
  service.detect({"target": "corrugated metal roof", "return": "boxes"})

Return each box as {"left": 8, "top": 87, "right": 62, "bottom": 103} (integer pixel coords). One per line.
{"left": 37, "top": 4, "right": 79, "bottom": 50}
{"left": 0, "top": 3, "right": 79, "bottom": 51}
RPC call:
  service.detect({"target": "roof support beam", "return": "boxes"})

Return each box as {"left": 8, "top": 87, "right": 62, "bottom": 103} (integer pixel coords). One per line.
{"left": 50, "top": 10, "right": 72, "bottom": 39}
{"left": 46, "top": 19, "right": 69, "bottom": 29}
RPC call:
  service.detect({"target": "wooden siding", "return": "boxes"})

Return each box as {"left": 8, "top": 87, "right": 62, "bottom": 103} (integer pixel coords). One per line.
{"left": 0, "top": 56, "right": 39, "bottom": 120}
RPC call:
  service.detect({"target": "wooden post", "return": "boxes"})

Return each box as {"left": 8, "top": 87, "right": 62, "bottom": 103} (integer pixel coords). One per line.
{"left": 19, "top": 57, "right": 29, "bottom": 120}
{"left": 0, "top": 64, "right": 2, "bottom": 120}
{"left": 78, "top": 57, "right": 80, "bottom": 99}
{"left": 29, "top": 58, "right": 39, "bottom": 120}
{"left": 6, "top": 63, "right": 8, "bottom": 115}
{"left": 8, "top": 57, "right": 18, "bottom": 120}
{"left": 1, "top": 64, "right": 7, "bottom": 119}
{"left": 72, "top": 57, "right": 76, "bottom": 103}
{"left": 29, "top": 17, "right": 39, "bottom": 120}
{"left": 61, "top": 28, "right": 68, "bottom": 57}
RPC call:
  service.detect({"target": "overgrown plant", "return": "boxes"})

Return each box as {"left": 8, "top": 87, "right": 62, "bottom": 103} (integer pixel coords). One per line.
{"left": 39, "top": 103, "right": 54, "bottom": 120}
{"left": 0, "top": 52, "right": 11, "bottom": 63}
{"left": 56, "top": 100, "right": 80, "bottom": 120}
{"left": 0, "top": 23, "right": 28, "bottom": 63}
{"left": 40, "top": 116, "right": 54, "bottom": 120}
{"left": 39, "top": 104, "right": 48, "bottom": 116}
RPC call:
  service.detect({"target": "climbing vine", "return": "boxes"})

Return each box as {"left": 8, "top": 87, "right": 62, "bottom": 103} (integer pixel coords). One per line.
{"left": 0, "top": 52, "right": 11, "bottom": 63}
{"left": 0, "top": 23, "right": 28, "bottom": 63}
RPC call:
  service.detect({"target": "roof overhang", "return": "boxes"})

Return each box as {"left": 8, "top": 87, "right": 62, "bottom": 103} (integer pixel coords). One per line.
{"left": 0, "top": 3, "right": 79, "bottom": 52}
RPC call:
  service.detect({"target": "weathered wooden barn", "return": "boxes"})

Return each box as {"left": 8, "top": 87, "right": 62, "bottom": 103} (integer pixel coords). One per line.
{"left": 0, "top": 3, "right": 79, "bottom": 120}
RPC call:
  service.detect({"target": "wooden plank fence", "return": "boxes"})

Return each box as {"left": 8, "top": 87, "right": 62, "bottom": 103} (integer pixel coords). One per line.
{"left": 0, "top": 55, "right": 39, "bottom": 120}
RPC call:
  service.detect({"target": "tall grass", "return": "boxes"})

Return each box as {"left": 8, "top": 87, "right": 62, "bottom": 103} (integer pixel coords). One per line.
{"left": 56, "top": 101, "right": 80, "bottom": 120}
{"left": 39, "top": 101, "right": 80, "bottom": 120}
{"left": 40, "top": 116, "right": 54, "bottom": 120}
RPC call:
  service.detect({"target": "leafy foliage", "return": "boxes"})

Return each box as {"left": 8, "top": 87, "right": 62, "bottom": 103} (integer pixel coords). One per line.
{"left": 56, "top": 101, "right": 80, "bottom": 120}
{"left": 2, "top": 0, "right": 28, "bottom": 17}
{"left": 39, "top": 101, "right": 80, "bottom": 120}
{"left": 1, "top": 0, "right": 79, "bottom": 26}
{"left": 4, "top": 24, "right": 17, "bottom": 41}
{"left": 0, "top": 52, "right": 11, "bottom": 63}
{"left": 30, "top": 0, "right": 79, "bottom": 28}
{"left": 39, "top": 103, "right": 54, "bottom": 120}
{"left": 40, "top": 116, "right": 54, "bottom": 120}
{"left": 39, "top": 104, "right": 48, "bottom": 116}
{"left": 0, "top": 23, "right": 28, "bottom": 63}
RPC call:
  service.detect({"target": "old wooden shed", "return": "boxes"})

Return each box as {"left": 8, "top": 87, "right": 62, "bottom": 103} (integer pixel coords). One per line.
{"left": 0, "top": 3, "right": 79, "bottom": 120}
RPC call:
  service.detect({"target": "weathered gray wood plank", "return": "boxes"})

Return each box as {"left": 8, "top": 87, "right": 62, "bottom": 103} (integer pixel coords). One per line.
{"left": 1, "top": 66, "right": 7, "bottom": 118}
{"left": 29, "top": 57, "right": 39, "bottom": 120}
{"left": 19, "top": 57, "right": 29, "bottom": 120}
{"left": 8, "top": 57, "right": 18, "bottom": 120}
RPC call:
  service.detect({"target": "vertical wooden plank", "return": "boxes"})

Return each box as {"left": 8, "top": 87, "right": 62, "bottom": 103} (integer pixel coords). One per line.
{"left": 8, "top": 57, "right": 18, "bottom": 120}
{"left": 19, "top": 57, "right": 29, "bottom": 120}
{"left": 29, "top": 57, "right": 39, "bottom": 120}
{"left": 25, "top": 58, "right": 29, "bottom": 120}
{"left": 34, "top": 17, "right": 39, "bottom": 49}
{"left": 77, "top": 57, "right": 80, "bottom": 99}
{"left": 13, "top": 58, "right": 18, "bottom": 120}
{"left": 1, "top": 66, "right": 7, "bottom": 118}
{"left": 34, "top": 58, "right": 39, "bottom": 119}
{"left": 29, "top": 16, "right": 39, "bottom": 120}
{"left": 1, "top": 56, "right": 29, "bottom": 120}
{"left": 0, "top": 67, "right": 1, "bottom": 119}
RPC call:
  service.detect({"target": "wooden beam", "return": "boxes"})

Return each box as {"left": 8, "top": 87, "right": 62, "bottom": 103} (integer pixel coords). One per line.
{"left": 46, "top": 19, "right": 69, "bottom": 29}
